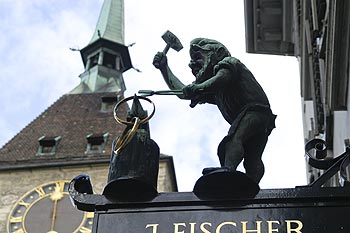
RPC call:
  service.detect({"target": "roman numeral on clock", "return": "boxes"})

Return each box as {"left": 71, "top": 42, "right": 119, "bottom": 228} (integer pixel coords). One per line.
{"left": 9, "top": 216, "right": 23, "bottom": 223}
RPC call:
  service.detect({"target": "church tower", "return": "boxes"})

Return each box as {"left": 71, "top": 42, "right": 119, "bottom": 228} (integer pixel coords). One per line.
{"left": 71, "top": 0, "right": 131, "bottom": 94}
{"left": 0, "top": 1, "right": 177, "bottom": 232}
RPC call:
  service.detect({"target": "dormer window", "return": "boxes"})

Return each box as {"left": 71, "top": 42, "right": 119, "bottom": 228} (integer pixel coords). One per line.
{"left": 86, "top": 133, "right": 108, "bottom": 154}
{"left": 36, "top": 136, "right": 61, "bottom": 156}
{"left": 101, "top": 95, "right": 119, "bottom": 112}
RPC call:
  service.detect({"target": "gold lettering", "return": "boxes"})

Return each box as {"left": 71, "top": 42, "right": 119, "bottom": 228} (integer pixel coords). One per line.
{"left": 80, "top": 226, "right": 92, "bottom": 233}
{"left": 10, "top": 216, "right": 23, "bottom": 223}
{"left": 216, "top": 222, "right": 236, "bottom": 233}
{"left": 174, "top": 223, "right": 186, "bottom": 233}
{"left": 13, "top": 229, "right": 25, "bottom": 233}
{"left": 35, "top": 187, "right": 46, "bottom": 196}
{"left": 267, "top": 221, "right": 280, "bottom": 233}
{"left": 286, "top": 220, "right": 303, "bottom": 233}
{"left": 200, "top": 222, "right": 212, "bottom": 233}
{"left": 56, "top": 181, "right": 65, "bottom": 192}
{"left": 189, "top": 223, "right": 196, "bottom": 233}
{"left": 242, "top": 221, "right": 262, "bottom": 233}
{"left": 86, "top": 212, "right": 94, "bottom": 219}
{"left": 19, "top": 200, "right": 30, "bottom": 207}
{"left": 145, "top": 224, "right": 159, "bottom": 233}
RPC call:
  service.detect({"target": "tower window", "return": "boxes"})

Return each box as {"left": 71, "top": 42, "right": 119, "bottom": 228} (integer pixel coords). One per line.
{"left": 103, "top": 52, "right": 117, "bottom": 70}
{"left": 101, "top": 95, "right": 120, "bottom": 112}
{"left": 36, "top": 136, "right": 61, "bottom": 156}
{"left": 86, "top": 133, "right": 109, "bottom": 154}
{"left": 88, "top": 53, "right": 99, "bottom": 69}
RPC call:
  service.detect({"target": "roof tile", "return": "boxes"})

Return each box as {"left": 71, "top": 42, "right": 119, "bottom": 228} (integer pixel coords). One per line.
{"left": 0, "top": 92, "right": 128, "bottom": 169}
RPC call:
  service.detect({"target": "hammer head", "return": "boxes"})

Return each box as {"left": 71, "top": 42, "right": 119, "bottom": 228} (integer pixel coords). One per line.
{"left": 162, "top": 30, "right": 183, "bottom": 52}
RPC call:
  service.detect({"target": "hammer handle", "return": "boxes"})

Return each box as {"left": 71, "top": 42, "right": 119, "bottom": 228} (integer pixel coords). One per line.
{"left": 163, "top": 44, "right": 170, "bottom": 54}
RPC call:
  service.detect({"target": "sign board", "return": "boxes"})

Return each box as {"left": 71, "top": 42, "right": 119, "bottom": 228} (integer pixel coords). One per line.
{"left": 91, "top": 187, "right": 350, "bottom": 233}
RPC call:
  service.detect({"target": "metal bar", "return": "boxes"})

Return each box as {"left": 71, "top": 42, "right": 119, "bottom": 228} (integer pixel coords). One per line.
{"left": 138, "top": 90, "right": 183, "bottom": 96}
{"left": 309, "top": 158, "right": 343, "bottom": 187}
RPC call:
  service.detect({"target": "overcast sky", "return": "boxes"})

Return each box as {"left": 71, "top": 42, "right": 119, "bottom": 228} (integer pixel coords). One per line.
{"left": 0, "top": 0, "right": 307, "bottom": 191}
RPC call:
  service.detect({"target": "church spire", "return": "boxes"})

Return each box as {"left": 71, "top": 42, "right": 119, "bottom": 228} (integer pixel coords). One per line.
{"left": 89, "top": 0, "right": 124, "bottom": 45}
{"left": 70, "top": 0, "right": 132, "bottom": 94}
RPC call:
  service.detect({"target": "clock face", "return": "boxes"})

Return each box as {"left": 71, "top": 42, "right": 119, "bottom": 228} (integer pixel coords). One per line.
{"left": 7, "top": 180, "right": 94, "bottom": 233}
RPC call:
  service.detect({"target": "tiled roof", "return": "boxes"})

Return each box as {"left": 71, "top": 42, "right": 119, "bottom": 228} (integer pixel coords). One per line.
{"left": 0, "top": 92, "right": 128, "bottom": 169}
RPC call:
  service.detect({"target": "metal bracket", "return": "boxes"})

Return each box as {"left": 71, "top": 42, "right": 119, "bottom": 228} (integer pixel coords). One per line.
{"left": 305, "top": 138, "right": 350, "bottom": 187}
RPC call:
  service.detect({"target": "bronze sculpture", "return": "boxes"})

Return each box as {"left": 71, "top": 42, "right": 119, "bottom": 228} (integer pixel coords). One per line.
{"left": 153, "top": 38, "right": 276, "bottom": 184}
{"left": 104, "top": 95, "right": 159, "bottom": 200}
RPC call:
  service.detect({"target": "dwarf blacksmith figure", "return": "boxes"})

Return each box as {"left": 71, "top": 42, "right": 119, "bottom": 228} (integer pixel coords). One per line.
{"left": 153, "top": 38, "right": 276, "bottom": 184}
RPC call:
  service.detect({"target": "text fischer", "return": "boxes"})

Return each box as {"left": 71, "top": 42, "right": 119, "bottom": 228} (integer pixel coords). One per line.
{"left": 145, "top": 220, "right": 303, "bottom": 233}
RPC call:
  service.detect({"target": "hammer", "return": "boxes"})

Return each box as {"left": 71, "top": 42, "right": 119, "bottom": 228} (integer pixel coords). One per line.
{"left": 154, "top": 30, "right": 183, "bottom": 66}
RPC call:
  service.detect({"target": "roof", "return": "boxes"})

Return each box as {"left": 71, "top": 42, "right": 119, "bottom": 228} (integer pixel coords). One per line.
{"left": 0, "top": 92, "right": 128, "bottom": 169}
{"left": 89, "top": 0, "right": 125, "bottom": 45}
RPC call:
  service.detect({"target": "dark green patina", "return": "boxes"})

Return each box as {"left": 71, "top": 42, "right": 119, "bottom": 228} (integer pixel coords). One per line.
{"left": 153, "top": 37, "right": 276, "bottom": 185}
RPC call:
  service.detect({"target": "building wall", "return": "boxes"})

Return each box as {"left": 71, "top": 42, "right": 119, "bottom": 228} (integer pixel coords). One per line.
{"left": 298, "top": 0, "right": 350, "bottom": 185}
{"left": 158, "top": 160, "right": 177, "bottom": 192}
{"left": 244, "top": 0, "right": 350, "bottom": 185}
{"left": 0, "top": 160, "right": 173, "bottom": 232}
{"left": 333, "top": 111, "right": 349, "bottom": 157}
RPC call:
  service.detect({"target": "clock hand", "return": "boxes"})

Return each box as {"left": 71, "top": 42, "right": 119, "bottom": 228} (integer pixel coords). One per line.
{"left": 48, "top": 184, "right": 64, "bottom": 233}
{"left": 48, "top": 199, "right": 58, "bottom": 233}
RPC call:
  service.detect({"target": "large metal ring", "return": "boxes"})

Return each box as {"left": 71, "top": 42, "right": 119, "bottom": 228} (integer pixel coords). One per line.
{"left": 113, "top": 95, "right": 155, "bottom": 125}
